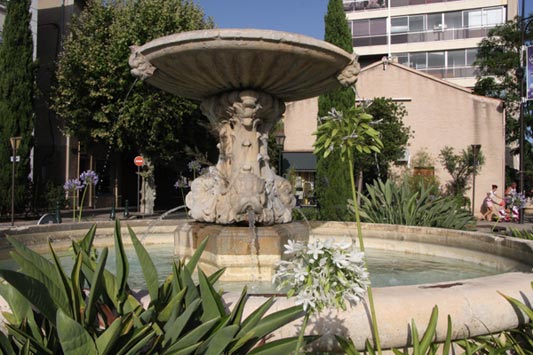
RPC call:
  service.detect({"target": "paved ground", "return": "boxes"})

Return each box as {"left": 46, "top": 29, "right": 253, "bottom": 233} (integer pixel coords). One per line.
{"left": 2, "top": 207, "right": 533, "bottom": 236}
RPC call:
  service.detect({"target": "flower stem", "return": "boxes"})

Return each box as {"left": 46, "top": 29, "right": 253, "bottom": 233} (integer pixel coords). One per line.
{"left": 295, "top": 312, "right": 310, "bottom": 355}
{"left": 348, "top": 152, "right": 382, "bottom": 355}
{"left": 78, "top": 186, "right": 88, "bottom": 222}
{"left": 72, "top": 194, "right": 76, "bottom": 222}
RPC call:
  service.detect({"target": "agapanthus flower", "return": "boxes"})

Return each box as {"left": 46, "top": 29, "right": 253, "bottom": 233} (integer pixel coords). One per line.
{"left": 273, "top": 238, "right": 369, "bottom": 314}
{"left": 188, "top": 160, "right": 202, "bottom": 172}
{"left": 79, "top": 170, "right": 99, "bottom": 186}
{"left": 174, "top": 176, "right": 189, "bottom": 189}
{"left": 63, "top": 179, "right": 82, "bottom": 192}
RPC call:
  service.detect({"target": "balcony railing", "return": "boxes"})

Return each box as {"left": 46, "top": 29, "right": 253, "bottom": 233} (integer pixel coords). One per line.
{"left": 353, "top": 26, "right": 493, "bottom": 47}
{"left": 344, "top": 0, "right": 461, "bottom": 12}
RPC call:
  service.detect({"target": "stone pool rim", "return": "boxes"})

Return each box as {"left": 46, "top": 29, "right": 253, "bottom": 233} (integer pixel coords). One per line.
{"left": 0, "top": 220, "right": 532, "bottom": 352}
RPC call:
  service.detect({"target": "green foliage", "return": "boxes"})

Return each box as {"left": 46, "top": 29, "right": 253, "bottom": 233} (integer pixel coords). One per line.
{"left": 314, "top": 107, "right": 383, "bottom": 221}
{"left": 356, "top": 98, "right": 411, "bottom": 182}
{"left": 357, "top": 179, "right": 475, "bottom": 230}
{"left": 438, "top": 146, "right": 485, "bottom": 199}
{"left": 473, "top": 16, "right": 533, "bottom": 145}
{"left": 336, "top": 306, "right": 450, "bottom": 355}
{"left": 316, "top": 0, "right": 356, "bottom": 221}
{"left": 0, "top": 221, "right": 308, "bottom": 354}
{"left": 0, "top": 0, "right": 35, "bottom": 215}
{"left": 52, "top": 0, "right": 216, "bottom": 166}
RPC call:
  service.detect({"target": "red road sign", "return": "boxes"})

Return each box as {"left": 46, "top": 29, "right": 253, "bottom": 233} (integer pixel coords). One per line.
{"left": 134, "top": 155, "right": 144, "bottom": 167}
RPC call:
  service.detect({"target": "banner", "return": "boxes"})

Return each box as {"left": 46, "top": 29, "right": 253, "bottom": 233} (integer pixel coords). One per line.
{"left": 526, "top": 46, "right": 533, "bottom": 100}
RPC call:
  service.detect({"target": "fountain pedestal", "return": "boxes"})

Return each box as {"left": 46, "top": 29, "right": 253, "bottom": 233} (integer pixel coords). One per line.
{"left": 174, "top": 221, "right": 309, "bottom": 281}
{"left": 185, "top": 90, "right": 294, "bottom": 225}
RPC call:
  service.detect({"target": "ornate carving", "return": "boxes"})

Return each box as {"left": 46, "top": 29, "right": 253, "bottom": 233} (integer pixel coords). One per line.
{"left": 129, "top": 46, "right": 156, "bottom": 80}
{"left": 337, "top": 54, "right": 361, "bottom": 87}
{"left": 187, "top": 90, "right": 294, "bottom": 225}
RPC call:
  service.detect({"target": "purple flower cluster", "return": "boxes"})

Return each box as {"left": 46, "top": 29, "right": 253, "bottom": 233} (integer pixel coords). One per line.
{"left": 174, "top": 176, "right": 189, "bottom": 189}
{"left": 64, "top": 179, "right": 82, "bottom": 192}
{"left": 80, "top": 170, "right": 99, "bottom": 186}
{"left": 64, "top": 170, "right": 99, "bottom": 192}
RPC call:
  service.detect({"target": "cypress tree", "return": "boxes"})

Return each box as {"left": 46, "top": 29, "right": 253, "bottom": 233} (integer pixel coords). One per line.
{"left": 0, "top": 0, "right": 35, "bottom": 215}
{"left": 315, "top": 0, "right": 355, "bottom": 220}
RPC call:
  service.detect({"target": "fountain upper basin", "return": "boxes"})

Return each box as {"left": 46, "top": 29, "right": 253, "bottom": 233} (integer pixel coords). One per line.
{"left": 129, "top": 28, "right": 357, "bottom": 101}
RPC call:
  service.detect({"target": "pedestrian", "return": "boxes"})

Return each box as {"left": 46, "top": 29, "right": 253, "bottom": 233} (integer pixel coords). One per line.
{"left": 481, "top": 184, "right": 502, "bottom": 221}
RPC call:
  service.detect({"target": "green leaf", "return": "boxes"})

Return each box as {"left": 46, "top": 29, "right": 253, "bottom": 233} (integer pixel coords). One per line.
{"left": 419, "top": 306, "right": 439, "bottom": 353}
{"left": 78, "top": 224, "right": 97, "bottom": 254}
{"left": 163, "top": 298, "right": 202, "bottom": 346}
{"left": 335, "top": 335, "right": 360, "bottom": 355}
{"left": 248, "top": 336, "right": 319, "bottom": 355}
{"left": 0, "top": 331, "right": 15, "bottom": 355}
{"left": 0, "top": 270, "right": 58, "bottom": 325}
{"left": 85, "top": 247, "right": 108, "bottom": 326}
{"left": 0, "top": 284, "right": 31, "bottom": 326}
{"left": 56, "top": 309, "right": 97, "bottom": 355}
{"left": 185, "top": 236, "right": 209, "bottom": 274}
{"left": 198, "top": 269, "right": 225, "bottom": 322}
{"left": 165, "top": 317, "right": 220, "bottom": 353}
{"left": 95, "top": 316, "right": 123, "bottom": 355}
{"left": 203, "top": 325, "right": 239, "bottom": 355}
{"left": 113, "top": 220, "right": 129, "bottom": 306}
{"left": 129, "top": 225, "right": 159, "bottom": 303}
{"left": 158, "top": 288, "right": 186, "bottom": 323}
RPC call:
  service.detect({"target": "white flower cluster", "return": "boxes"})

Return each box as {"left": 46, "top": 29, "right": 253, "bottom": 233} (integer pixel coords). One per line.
{"left": 273, "top": 239, "right": 370, "bottom": 313}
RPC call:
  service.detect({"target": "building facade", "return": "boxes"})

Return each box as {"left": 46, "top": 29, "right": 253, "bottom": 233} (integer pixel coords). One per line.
{"left": 344, "top": 0, "right": 519, "bottom": 87}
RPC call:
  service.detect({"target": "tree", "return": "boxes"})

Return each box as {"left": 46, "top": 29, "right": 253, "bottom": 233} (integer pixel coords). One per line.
{"left": 52, "top": 0, "right": 216, "bottom": 168}
{"left": 473, "top": 16, "right": 533, "bottom": 146}
{"left": 315, "top": 0, "right": 355, "bottom": 221}
{"left": 0, "top": 0, "right": 35, "bottom": 215}
{"left": 438, "top": 146, "right": 485, "bottom": 206}
{"left": 357, "top": 98, "right": 411, "bottom": 183}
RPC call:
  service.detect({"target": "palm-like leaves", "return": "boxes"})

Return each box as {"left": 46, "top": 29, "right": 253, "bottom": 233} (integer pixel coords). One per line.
{"left": 0, "top": 221, "right": 307, "bottom": 354}
{"left": 357, "top": 179, "right": 475, "bottom": 230}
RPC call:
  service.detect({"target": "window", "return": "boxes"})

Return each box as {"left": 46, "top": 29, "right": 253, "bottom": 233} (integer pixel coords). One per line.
{"left": 444, "top": 11, "right": 462, "bottom": 29}
{"left": 410, "top": 53, "right": 427, "bottom": 69}
{"left": 466, "top": 48, "right": 478, "bottom": 65}
{"left": 370, "top": 18, "right": 387, "bottom": 35}
{"left": 447, "top": 50, "right": 466, "bottom": 68}
{"left": 484, "top": 8, "right": 504, "bottom": 26}
{"left": 352, "top": 20, "right": 369, "bottom": 36}
{"left": 397, "top": 53, "right": 409, "bottom": 66}
{"left": 391, "top": 17, "right": 408, "bottom": 33}
{"left": 427, "top": 52, "right": 445, "bottom": 68}
{"left": 409, "top": 15, "right": 425, "bottom": 32}
{"left": 427, "top": 13, "right": 443, "bottom": 30}
{"left": 464, "top": 10, "right": 482, "bottom": 27}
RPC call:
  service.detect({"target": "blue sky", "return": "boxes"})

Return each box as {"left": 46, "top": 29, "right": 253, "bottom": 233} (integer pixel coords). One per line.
{"left": 195, "top": 0, "right": 330, "bottom": 40}
{"left": 196, "top": 1, "right": 533, "bottom": 40}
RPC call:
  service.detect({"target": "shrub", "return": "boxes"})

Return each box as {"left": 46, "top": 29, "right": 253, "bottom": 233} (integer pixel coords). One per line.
{"left": 0, "top": 221, "right": 311, "bottom": 354}
{"left": 356, "top": 179, "right": 474, "bottom": 230}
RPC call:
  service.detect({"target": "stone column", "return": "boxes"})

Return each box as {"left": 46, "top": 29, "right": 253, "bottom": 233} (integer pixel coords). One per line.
{"left": 185, "top": 90, "right": 295, "bottom": 225}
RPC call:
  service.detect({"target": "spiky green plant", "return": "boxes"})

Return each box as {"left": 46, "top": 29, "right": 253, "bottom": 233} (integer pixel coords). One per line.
{"left": 0, "top": 221, "right": 312, "bottom": 354}
{"left": 357, "top": 179, "right": 475, "bottom": 230}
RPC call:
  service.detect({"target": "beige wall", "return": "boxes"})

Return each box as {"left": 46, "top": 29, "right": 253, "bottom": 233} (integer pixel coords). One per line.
{"left": 283, "top": 62, "right": 505, "bottom": 217}
{"left": 283, "top": 97, "right": 318, "bottom": 152}
{"left": 356, "top": 62, "right": 505, "bottom": 214}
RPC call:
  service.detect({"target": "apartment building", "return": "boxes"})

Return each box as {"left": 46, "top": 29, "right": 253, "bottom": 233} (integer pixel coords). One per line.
{"left": 344, "top": 0, "right": 519, "bottom": 87}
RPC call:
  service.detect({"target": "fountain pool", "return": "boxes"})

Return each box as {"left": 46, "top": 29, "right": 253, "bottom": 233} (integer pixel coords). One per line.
{"left": 1, "top": 220, "right": 532, "bottom": 351}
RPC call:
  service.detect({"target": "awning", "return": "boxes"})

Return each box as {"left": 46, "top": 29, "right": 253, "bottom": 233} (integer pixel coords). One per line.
{"left": 282, "top": 152, "right": 316, "bottom": 172}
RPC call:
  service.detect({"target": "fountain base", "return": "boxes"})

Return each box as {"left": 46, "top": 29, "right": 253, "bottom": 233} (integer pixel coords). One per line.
{"left": 174, "top": 221, "right": 309, "bottom": 281}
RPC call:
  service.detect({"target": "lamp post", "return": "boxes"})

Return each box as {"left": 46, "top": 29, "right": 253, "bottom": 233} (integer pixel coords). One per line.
{"left": 274, "top": 133, "right": 285, "bottom": 177}
{"left": 471, "top": 144, "right": 481, "bottom": 216}
{"left": 518, "top": 0, "right": 532, "bottom": 223}
{"left": 10, "top": 136, "right": 21, "bottom": 227}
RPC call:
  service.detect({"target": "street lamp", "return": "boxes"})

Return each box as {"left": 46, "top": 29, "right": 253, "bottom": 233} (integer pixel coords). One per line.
{"left": 10, "top": 136, "right": 21, "bottom": 227}
{"left": 274, "top": 133, "right": 285, "bottom": 176}
{"left": 471, "top": 144, "right": 481, "bottom": 216}
{"left": 518, "top": 0, "right": 532, "bottom": 223}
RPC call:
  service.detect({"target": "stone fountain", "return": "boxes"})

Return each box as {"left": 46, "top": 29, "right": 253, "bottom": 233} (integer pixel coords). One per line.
{"left": 129, "top": 29, "right": 359, "bottom": 225}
